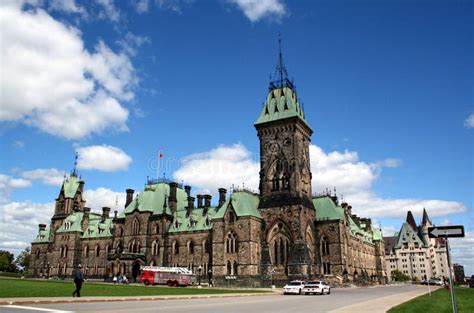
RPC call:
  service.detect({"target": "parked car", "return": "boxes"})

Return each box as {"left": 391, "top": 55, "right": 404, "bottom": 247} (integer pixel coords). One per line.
{"left": 428, "top": 278, "right": 444, "bottom": 286}
{"left": 283, "top": 280, "right": 305, "bottom": 295}
{"left": 302, "top": 281, "right": 331, "bottom": 295}
{"left": 469, "top": 275, "right": 474, "bottom": 288}
{"left": 420, "top": 279, "right": 428, "bottom": 285}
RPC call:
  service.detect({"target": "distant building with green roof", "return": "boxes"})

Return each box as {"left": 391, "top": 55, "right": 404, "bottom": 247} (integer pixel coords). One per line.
{"left": 29, "top": 42, "right": 387, "bottom": 286}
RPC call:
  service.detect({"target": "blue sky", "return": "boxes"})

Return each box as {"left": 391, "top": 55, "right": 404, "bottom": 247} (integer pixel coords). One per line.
{"left": 0, "top": 0, "right": 472, "bottom": 274}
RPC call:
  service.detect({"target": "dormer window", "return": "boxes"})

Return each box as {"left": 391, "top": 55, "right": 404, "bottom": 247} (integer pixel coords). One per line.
{"left": 174, "top": 220, "right": 180, "bottom": 228}
{"left": 63, "top": 221, "right": 71, "bottom": 230}
{"left": 205, "top": 217, "right": 211, "bottom": 227}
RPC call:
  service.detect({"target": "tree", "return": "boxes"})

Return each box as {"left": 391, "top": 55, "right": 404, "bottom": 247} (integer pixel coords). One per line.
{"left": 15, "top": 247, "right": 30, "bottom": 272}
{"left": 392, "top": 270, "right": 410, "bottom": 282}
{"left": 0, "top": 250, "right": 18, "bottom": 272}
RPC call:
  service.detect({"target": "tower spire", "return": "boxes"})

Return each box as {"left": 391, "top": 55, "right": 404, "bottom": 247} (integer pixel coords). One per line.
{"left": 269, "top": 33, "right": 294, "bottom": 91}
{"left": 71, "top": 152, "right": 78, "bottom": 177}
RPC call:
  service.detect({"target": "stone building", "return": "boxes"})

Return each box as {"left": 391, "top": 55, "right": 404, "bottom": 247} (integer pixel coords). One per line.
{"left": 384, "top": 209, "right": 450, "bottom": 282}
{"left": 29, "top": 49, "right": 387, "bottom": 286}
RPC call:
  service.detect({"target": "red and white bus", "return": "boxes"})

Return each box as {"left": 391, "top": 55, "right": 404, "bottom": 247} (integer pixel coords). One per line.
{"left": 140, "top": 266, "right": 196, "bottom": 287}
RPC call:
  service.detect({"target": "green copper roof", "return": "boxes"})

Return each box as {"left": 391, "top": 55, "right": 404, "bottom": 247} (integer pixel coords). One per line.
{"left": 372, "top": 228, "right": 383, "bottom": 241}
{"left": 82, "top": 214, "right": 113, "bottom": 238}
{"left": 168, "top": 208, "right": 217, "bottom": 233}
{"left": 313, "top": 197, "right": 345, "bottom": 221}
{"left": 395, "top": 223, "right": 425, "bottom": 248}
{"left": 122, "top": 183, "right": 188, "bottom": 216}
{"left": 63, "top": 175, "right": 80, "bottom": 198}
{"left": 57, "top": 212, "right": 84, "bottom": 233}
{"left": 255, "top": 87, "right": 309, "bottom": 128}
{"left": 33, "top": 225, "right": 51, "bottom": 243}
{"left": 212, "top": 191, "right": 261, "bottom": 220}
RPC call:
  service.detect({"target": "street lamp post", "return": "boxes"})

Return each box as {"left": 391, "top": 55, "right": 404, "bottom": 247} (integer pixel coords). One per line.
{"left": 270, "top": 268, "right": 275, "bottom": 288}
{"left": 208, "top": 269, "right": 212, "bottom": 287}
{"left": 198, "top": 265, "right": 202, "bottom": 286}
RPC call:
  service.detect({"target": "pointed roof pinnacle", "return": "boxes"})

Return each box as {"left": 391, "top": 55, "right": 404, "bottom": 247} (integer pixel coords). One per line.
{"left": 269, "top": 33, "right": 294, "bottom": 91}
{"left": 406, "top": 210, "right": 418, "bottom": 231}
{"left": 422, "top": 208, "right": 432, "bottom": 225}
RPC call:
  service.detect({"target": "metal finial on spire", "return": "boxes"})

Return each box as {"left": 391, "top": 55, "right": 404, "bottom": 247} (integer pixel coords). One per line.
{"left": 71, "top": 152, "right": 78, "bottom": 177}
{"left": 269, "top": 33, "right": 294, "bottom": 91}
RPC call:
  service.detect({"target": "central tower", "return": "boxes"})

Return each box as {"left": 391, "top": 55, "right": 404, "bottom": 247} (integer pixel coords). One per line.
{"left": 255, "top": 38, "right": 316, "bottom": 282}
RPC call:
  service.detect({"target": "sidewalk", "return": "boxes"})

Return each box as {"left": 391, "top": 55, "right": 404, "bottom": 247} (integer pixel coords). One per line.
{"left": 0, "top": 292, "right": 277, "bottom": 306}
{"left": 329, "top": 286, "right": 440, "bottom": 313}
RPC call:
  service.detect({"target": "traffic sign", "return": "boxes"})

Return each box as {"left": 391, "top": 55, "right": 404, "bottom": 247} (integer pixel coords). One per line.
{"left": 428, "top": 225, "right": 464, "bottom": 238}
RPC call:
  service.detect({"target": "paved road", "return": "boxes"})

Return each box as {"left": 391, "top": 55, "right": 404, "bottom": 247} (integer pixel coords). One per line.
{"left": 0, "top": 285, "right": 430, "bottom": 313}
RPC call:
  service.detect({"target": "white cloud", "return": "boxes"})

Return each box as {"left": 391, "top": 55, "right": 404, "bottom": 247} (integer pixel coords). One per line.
{"left": 95, "top": 0, "right": 120, "bottom": 22}
{"left": 174, "top": 143, "right": 260, "bottom": 193}
{"left": 376, "top": 158, "right": 402, "bottom": 168}
{"left": 0, "top": 3, "right": 134, "bottom": 139}
{"left": 155, "top": 0, "right": 184, "bottom": 14}
{"left": 83, "top": 187, "right": 126, "bottom": 211}
{"left": 0, "top": 201, "right": 54, "bottom": 253}
{"left": 22, "top": 168, "right": 65, "bottom": 186}
{"left": 464, "top": 113, "right": 474, "bottom": 129}
{"left": 381, "top": 224, "right": 398, "bottom": 237}
{"left": 0, "top": 174, "right": 31, "bottom": 204}
{"left": 116, "top": 32, "right": 150, "bottom": 57}
{"left": 13, "top": 140, "right": 25, "bottom": 149}
{"left": 229, "top": 0, "right": 286, "bottom": 22}
{"left": 49, "top": 0, "right": 87, "bottom": 16}
{"left": 76, "top": 145, "right": 132, "bottom": 172}
{"left": 134, "top": 0, "right": 149, "bottom": 13}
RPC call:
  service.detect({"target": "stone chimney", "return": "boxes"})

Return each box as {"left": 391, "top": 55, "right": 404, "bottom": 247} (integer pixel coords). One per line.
{"left": 347, "top": 205, "right": 352, "bottom": 217}
{"left": 114, "top": 210, "right": 118, "bottom": 219}
{"left": 78, "top": 180, "right": 85, "bottom": 193}
{"left": 184, "top": 185, "right": 191, "bottom": 197}
{"left": 187, "top": 196, "right": 195, "bottom": 210}
{"left": 197, "top": 195, "right": 203, "bottom": 208}
{"left": 83, "top": 207, "right": 91, "bottom": 230}
{"left": 204, "top": 195, "right": 212, "bottom": 207}
{"left": 125, "top": 189, "right": 134, "bottom": 208}
{"left": 102, "top": 207, "right": 110, "bottom": 222}
{"left": 39, "top": 224, "right": 46, "bottom": 231}
{"left": 169, "top": 182, "right": 178, "bottom": 213}
{"left": 218, "top": 188, "right": 227, "bottom": 207}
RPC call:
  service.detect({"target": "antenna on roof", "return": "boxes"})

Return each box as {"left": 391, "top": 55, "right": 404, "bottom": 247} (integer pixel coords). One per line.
{"left": 269, "top": 32, "right": 293, "bottom": 91}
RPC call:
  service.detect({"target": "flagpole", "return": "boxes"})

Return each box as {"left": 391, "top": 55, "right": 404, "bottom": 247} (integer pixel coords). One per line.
{"left": 157, "top": 150, "right": 161, "bottom": 180}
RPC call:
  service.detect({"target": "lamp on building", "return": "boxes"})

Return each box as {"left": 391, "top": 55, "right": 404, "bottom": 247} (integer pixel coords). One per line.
{"left": 198, "top": 265, "right": 202, "bottom": 286}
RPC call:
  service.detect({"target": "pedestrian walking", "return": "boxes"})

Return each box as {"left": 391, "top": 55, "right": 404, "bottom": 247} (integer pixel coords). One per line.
{"left": 113, "top": 275, "right": 117, "bottom": 284}
{"left": 72, "top": 264, "right": 84, "bottom": 297}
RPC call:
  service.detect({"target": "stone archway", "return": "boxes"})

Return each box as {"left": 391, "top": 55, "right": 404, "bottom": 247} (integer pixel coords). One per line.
{"left": 132, "top": 261, "right": 141, "bottom": 283}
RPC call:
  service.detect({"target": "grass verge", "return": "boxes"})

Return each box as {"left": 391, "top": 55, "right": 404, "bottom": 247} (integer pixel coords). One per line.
{"left": 388, "top": 287, "right": 474, "bottom": 313}
{"left": 0, "top": 277, "right": 266, "bottom": 298}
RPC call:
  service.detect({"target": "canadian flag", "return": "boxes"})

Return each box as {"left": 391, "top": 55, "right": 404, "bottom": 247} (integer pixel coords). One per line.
{"left": 159, "top": 152, "right": 164, "bottom": 158}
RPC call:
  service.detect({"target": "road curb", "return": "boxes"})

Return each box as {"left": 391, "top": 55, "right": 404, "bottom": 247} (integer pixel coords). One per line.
{"left": 0, "top": 292, "right": 278, "bottom": 306}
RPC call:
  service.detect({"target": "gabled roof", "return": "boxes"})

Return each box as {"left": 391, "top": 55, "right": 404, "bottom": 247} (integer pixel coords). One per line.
{"left": 32, "top": 225, "right": 51, "bottom": 243}
{"left": 395, "top": 222, "right": 425, "bottom": 248}
{"left": 254, "top": 87, "right": 309, "bottom": 128}
{"left": 82, "top": 214, "right": 113, "bottom": 238}
{"left": 212, "top": 191, "right": 261, "bottom": 220}
{"left": 63, "top": 175, "right": 81, "bottom": 198}
{"left": 313, "top": 196, "right": 345, "bottom": 221}
{"left": 121, "top": 183, "right": 188, "bottom": 216}
{"left": 56, "top": 212, "right": 84, "bottom": 233}
{"left": 422, "top": 208, "right": 432, "bottom": 226}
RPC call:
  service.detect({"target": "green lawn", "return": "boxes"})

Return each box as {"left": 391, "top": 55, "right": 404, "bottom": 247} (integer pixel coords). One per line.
{"left": 0, "top": 278, "right": 266, "bottom": 298}
{"left": 388, "top": 287, "right": 474, "bottom": 313}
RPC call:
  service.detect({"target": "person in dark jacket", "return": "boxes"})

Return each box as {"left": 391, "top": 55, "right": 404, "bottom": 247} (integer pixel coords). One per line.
{"left": 72, "top": 264, "right": 84, "bottom": 297}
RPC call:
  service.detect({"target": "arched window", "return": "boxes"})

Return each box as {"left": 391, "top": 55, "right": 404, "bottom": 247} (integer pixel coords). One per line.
{"left": 36, "top": 249, "right": 40, "bottom": 258}
{"left": 203, "top": 239, "right": 210, "bottom": 254}
{"left": 226, "top": 232, "right": 237, "bottom": 254}
{"left": 322, "top": 237, "right": 330, "bottom": 255}
{"left": 95, "top": 245, "right": 100, "bottom": 257}
{"left": 63, "top": 246, "right": 68, "bottom": 258}
{"left": 188, "top": 241, "right": 194, "bottom": 254}
{"left": 226, "top": 261, "right": 232, "bottom": 275}
{"left": 132, "top": 218, "right": 140, "bottom": 235}
{"left": 228, "top": 211, "right": 236, "bottom": 223}
{"left": 155, "top": 224, "right": 160, "bottom": 234}
{"left": 84, "top": 245, "right": 89, "bottom": 257}
{"left": 174, "top": 241, "right": 180, "bottom": 255}
{"left": 152, "top": 241, "right": 160, "bottom": 255}
{"left": 119, "top": 227, "right": 124, "bottom": 237}
{"left": 233, "top": 261, "right": 238, "bottom": 276}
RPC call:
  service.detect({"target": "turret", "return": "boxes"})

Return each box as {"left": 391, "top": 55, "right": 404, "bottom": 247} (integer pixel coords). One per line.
{"left": 102, "top": 207, "right": 110, "bottom": 222}
{"left": 169, "top": 182, "right": 178, "bottom": 213}
{"left": 185, "top": 185, "right": 191, "bottom": 197}
{"left": 197, "top": 195, "right": 203, "bottom": 208}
